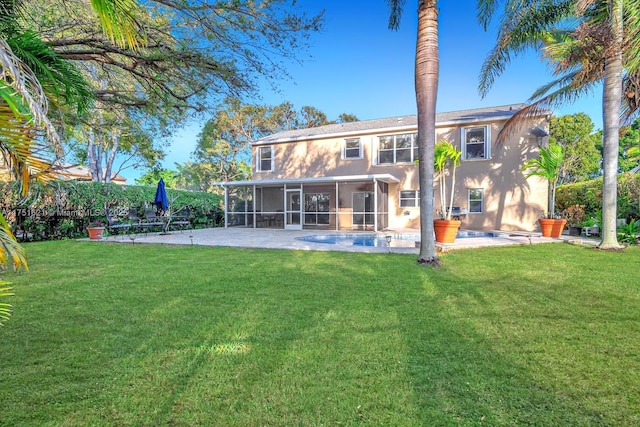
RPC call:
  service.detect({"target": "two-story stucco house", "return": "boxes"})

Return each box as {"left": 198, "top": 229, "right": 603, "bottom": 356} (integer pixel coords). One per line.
{"left": 216, "top": 104, "right": 550, "bottom": 232}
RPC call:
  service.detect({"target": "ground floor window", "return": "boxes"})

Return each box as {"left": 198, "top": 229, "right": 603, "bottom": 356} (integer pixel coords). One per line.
{"left": 399, "top": 190, "right": 419, "bottom": 207}
{"left": 353, "top": 192, "right": 374, "bottom": 226}
{"left": 304, "top": 193, "right": 330, "bottom": 225}
{"left": 468, "top": 189, "right": 483, "bottom": 213}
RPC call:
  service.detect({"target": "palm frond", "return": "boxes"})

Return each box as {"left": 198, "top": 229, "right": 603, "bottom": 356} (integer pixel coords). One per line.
{"left": 479, "top": 1, "right": 576, "bottom": 97}
{"left": 623, "top": 0, "right": 640, "bottom": 73}
{"left": 0, "top": 38, "right": 60, "bottom": 146}
{"left": 0, "top": 210, "right": 27, "bottom": 272}
{"left": 90, "top": 0, "right": 146, "bottom": 50}
{"left": 0, "top": 100, "right": 58, "bottom": 195}
{"left": 622, "top": 70, "right": 640, "bottom": 123}
{"left": 386, "top": 0, "right": 406, "bottom": 31}
{"left": 7, "top": 31, "right": 94, "bottom": 115}
{"left": 496, "top": 74, "right": 599, "bottom": 144}
{"left": 0, "top": 281, "right": 15, "bottom": 326}
{"left": 521, "top": 143, "right": 565, "bottom": 183}
{"left": 476, "top": 0, "right": 500, "bottom": 31}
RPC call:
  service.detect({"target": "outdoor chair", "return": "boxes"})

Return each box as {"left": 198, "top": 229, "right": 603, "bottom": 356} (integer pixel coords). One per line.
{"left": 105, "top": 208, "right": 131, "bottom": 236}
{"left": 582, "top": 225, "right": 600, "bottom": 237}
{"left": 143, "top": 207, "right": 165, "bottom": 232}
{"left": 127, "top": 208, "right": 144, "bottom": 233}
{"left": 168, "top": 206, "right": 191, "bottom": 232}
{"left": 254, "top": 212, "right": 265, "bottom": 228}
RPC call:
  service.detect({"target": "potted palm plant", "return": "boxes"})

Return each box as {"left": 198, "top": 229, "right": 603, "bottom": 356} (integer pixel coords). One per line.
{"left": 433, "top": 140, "right": 462, "bottom": 243}
{"left": 521, "top": 143, "right": 566, "bottom": 237}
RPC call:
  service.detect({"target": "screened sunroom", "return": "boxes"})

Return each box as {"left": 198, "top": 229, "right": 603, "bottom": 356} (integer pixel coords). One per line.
{"left": 216, "top": 174, "right": 399, "bottom": 232}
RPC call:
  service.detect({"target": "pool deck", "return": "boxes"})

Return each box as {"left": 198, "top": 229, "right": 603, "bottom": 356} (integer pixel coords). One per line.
{"left": 97, "top": 227, "right": 600, "bottom": 254}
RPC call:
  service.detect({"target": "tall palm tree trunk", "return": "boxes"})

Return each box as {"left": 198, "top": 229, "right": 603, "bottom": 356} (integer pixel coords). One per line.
{"left": 415, "top": 0, "right": 440, "bottom": 265}
{"left": 600, "top": 0, "right": 624, "bottom": 249}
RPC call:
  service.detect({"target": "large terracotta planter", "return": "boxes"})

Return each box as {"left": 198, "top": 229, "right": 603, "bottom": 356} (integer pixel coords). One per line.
{"left": 434, "top": 219, "right": 461, "bottom": 243}
{"left": 86, "top": 227, "right": 105, "bottom": 240}
{"left": 538, "top": 218, "right": 567, "bottom": 238}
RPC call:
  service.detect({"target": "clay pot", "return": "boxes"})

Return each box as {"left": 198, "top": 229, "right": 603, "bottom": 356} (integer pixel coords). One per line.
{"left": 538, "top": 218, "right": 566, "bottom": 238}
{"left": 434, "top": 219, "right": 461, "bottom": 243}
{"left": 86, "top": 227, "right": 105, "bottom": 240}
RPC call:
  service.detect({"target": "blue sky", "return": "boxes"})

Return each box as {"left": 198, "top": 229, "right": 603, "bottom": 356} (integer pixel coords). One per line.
{"left": 128, "top": 0, "right": 603, "bottom": 182}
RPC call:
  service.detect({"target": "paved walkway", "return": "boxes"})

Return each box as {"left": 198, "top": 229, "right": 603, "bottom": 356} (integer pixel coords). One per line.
{"left": 97, "top": 227, "right": 598, "bottom": 254}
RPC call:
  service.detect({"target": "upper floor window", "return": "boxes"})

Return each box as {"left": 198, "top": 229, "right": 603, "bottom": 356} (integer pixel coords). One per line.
{"left": 257, "top": 146, "right": 273, "bottom": 172}
{"left": 378, "top": 133, "right": 418, "bottom": 164}
{"left": 343, "top": 138, "right": 362, "bottom": 159}
{"left": 462, "top": 126, "right": 491, "bottom": 160}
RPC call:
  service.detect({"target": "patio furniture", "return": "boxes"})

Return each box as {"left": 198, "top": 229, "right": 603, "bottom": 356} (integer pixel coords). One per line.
{"left": 143, "top": 208, "right": 165, "bottom": 232}
{"left": 275, "top": 210, "right": 284, "bottom": 227}
{"left": 168, "top": 206, "right": 191, "bottom": 232}
{"left": 263, "top": 214, "right": 276, "bottom": 227}
{"left": 127, "top": 208, "right": 144, "bottom": 233}
{"left": 582, "top": 225, "right": 600, "bottom": 237}
{"left": 105, "top": 208, "right": 131, "bottom": 236}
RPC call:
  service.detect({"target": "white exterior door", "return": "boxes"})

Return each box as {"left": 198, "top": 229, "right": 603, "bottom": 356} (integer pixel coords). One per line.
{"left": 285, "top": 189, "right": 302, "bottom": 230}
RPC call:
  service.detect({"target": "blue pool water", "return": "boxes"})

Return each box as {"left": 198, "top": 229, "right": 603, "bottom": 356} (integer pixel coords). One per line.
{"left": 298, "top": 231, "right": 499, "bottom": 246}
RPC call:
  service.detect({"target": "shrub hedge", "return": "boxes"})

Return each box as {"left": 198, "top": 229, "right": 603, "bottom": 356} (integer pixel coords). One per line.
{"left": 0, "top": 181, "right": 223, "bottom": 241}
{"left": 556, "top": 172, "right": 639, "bottom": 221}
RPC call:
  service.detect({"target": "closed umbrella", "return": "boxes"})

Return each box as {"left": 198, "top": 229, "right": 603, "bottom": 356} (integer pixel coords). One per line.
{"left": 154, "top": 178, "right": 168, "bottom": 214}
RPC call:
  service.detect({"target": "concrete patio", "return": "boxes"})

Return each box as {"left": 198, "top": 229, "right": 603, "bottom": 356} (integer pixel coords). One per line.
{"left": 97, "top": 227, "right": 597, "bottom": 254}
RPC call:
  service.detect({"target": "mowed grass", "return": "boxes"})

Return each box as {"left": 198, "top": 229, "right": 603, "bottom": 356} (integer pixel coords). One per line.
{"left": 1, "top": 240, "right": 639, "bottom": 426}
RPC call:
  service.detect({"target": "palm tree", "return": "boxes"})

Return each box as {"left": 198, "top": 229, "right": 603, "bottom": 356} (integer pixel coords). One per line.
{"left": 521, "top": 143, "right": 565, "bottom": 219}
{"left": 434, "top": 140, "right": 462, "bottom": 220}
{"left": 478, "top": 0, "right": 640, "bottom": 249}
{"left": 387, "top": 0, "right": 441, "bottom": 266}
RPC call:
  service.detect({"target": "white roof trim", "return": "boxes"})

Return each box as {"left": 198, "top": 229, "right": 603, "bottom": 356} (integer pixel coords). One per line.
{"left": 252, "top": 125, "right": 417, "bottom": 146}
{"left": 215, "top": 173, "right": 401, "bottom": 187}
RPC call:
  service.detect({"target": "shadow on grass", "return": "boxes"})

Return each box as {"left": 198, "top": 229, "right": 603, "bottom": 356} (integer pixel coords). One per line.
{"left": 2, "top": 242, "right": 639, "bottom": 425}
{"left": 398, "top": 244, "right": 639, "bottom": 425}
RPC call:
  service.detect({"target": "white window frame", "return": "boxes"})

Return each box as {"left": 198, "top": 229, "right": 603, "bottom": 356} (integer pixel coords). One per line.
{"left": 342, "top": 138, "right": 362, "bottom": 159}
{"left": 468, "top": 188, "right": 483, "bottom": 214}
{"left": 462, "top": 125, "right": 491, "bottom": 160}
{"left": 377, "top": 133, "right": 418, "bottom": 165}
{"left": 399, "top": 190, "right": 419, "bottom": 208}
{"left": 256, "top": 146, "right": 274, "bottom": 172}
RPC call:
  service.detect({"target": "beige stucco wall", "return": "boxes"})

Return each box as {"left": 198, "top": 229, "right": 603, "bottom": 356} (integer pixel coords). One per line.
{"left": 252, "top": 117, "right": 548, "bottom": 232}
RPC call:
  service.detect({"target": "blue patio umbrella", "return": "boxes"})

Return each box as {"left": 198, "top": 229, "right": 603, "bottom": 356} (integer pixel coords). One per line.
{"left": 154, "top": 178, "right": 168, "bottom": 213}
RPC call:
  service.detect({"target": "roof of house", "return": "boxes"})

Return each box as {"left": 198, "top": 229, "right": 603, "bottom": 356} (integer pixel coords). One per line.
{"left": 253, "top": 103, "right": 537, "bottom": 145}
{"left": 2, "top": 158, "right": 127, "bottom": 184}
{"left": 52, "top": 163, "right": 127, "bottom": 184}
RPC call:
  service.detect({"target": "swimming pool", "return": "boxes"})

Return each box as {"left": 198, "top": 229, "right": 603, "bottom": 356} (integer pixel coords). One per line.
{"left": 297, "top": 231, "right": 500, "bottom": 247}
{"left": 297, "top": 234, "right": 394, "bottom": 247}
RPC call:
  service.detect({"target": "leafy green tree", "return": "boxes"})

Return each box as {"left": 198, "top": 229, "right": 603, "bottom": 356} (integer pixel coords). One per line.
{"left": 27, "top": 0, "right": 323, "bottom": 122}
{"left": 337, "top": 113, "right": 360, "bottom": 123}
{"left": 550, "top": 113, "right": 601, "bottom": 182}
{"left": 478, "top": 0, "right": 640, "bottom": 249}
{"left": 185, "top": 99, "right": 358, "bottom": 193}
{"left": 23, "top": 1, "right": 323, "bottom": 183}
{"left": 387, "top": 0, "right": 441, "bottom": 266}
{"left": 135, "top": 168, "right": 180, "bottom": 188}
{"left": 619, "top": 119, "right": 640, "bottom": 171}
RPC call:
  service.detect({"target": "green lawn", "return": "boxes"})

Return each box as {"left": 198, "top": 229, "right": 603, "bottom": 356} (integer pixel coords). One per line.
{"left": 1, "top": 241, "right": 639, "bottom": 426}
